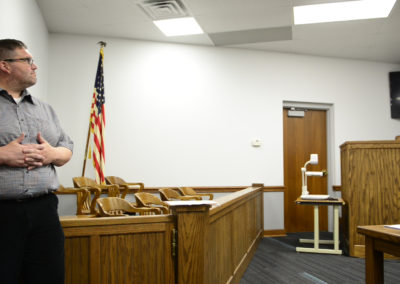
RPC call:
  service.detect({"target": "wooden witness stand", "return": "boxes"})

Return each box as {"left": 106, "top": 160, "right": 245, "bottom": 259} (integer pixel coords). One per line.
{"left": 340, "top": 139, "right": 400, "bottom": 257}
{"left": 61, "top": 186, "right": 263, "bottom": 284}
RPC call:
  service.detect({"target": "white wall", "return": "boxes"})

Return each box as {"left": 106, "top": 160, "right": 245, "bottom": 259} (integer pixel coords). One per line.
{"left": 0, "top": 0, "right": 49, "bottom": 100}
{"left": 49, "top": 34, "right": 285, "bottom": 188}
{"left": 48, "top": 35, "right": 400, "bottom": 229}
{"left": 264, "top": 192, "right": 284, "bottom": 230}
{"left": 48, "top": 34, "right": 400, "bottom": 190}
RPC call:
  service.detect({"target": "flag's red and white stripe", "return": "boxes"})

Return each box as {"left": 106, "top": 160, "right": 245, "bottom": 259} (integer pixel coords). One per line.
{"left": 90, "top": 47, "right": 106, "bottom": 184}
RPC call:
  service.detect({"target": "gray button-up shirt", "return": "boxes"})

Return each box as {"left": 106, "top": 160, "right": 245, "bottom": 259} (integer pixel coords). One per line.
{"left": 0, "top": 88, "right": 73, "bottom": 200}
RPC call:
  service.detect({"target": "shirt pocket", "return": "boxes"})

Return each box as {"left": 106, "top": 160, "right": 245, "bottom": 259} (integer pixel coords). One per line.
{"left": 25, "top": 116, "right": 60, "bottom": 146}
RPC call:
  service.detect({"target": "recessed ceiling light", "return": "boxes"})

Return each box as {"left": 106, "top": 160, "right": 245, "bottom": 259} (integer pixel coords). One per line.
{"left": 294, "top": 0, "right": 397, "bottom": 25}
{"left": 153, "top": 17, "right": 204, "bottom": 36}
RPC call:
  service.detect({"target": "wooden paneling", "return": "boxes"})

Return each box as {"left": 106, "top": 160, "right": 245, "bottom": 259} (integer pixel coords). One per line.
{"left": 173, "top": 205, "right": 209, "bottom": 284}
{"left": 207, "top": 213, "right": 233, "bottom": 283}
{"left": 340, "top": 140, "right": 400, "bottom": 257}
{"left": 61, "top": 216, "right": 175, "bottom": 284}
{"left": 61, "top": 186, "right": 263, "bottom": 284}
{"left": 64, "top": 237, "right": 90, "bottom": 284}
{"left": 207, "top": 187, "right": 263, "bottom": 284}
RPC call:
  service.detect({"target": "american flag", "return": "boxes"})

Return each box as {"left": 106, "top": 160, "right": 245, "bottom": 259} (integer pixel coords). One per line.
{"left": 89, "top": 46, "right": 106, "bottom": 184}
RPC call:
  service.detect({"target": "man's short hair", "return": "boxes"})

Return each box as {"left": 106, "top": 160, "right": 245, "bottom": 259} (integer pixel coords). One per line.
{"left": 0, "top": 39, "right": 27, "bottom": 60}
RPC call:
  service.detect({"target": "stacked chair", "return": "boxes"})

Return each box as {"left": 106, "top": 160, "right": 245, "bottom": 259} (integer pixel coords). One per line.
{"left": 134, "top": 192, "right": 169, "bottom": 214}
{"left": 105, "top": 176, "right": 144, "bottom": 199}
{"left": 72, "top": 177, "right": 119, "bottom": 215}
{"left": 159, "top": 188, "right": 202, "bottom": 201}
{"left": 65, "top": 177, "right": 214, "bottom": 216}
{"left": 56, "top": 184, "right": 98, "bottom": 216}
{"left": 73, "top": 176, "right": 163, "bottom": 216}
{"left": 73, "top": 177, "right": 120, "bottom": 197}
{"left": 178, "top": 187, "right": 214, "bottom": 200}
{"left": 96, "top": 197, "right": 161, "bottom": 216}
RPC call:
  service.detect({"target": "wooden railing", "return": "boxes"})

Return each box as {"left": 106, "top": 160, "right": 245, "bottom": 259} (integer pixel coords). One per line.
{"left": 55, "top": 185, "right": 284, "bottom": 194}
{"left": 60, "top": 186, "right": 263, "bottom": 284}
{"left": 207, "top": 187, "right": 263, "bottom": 283}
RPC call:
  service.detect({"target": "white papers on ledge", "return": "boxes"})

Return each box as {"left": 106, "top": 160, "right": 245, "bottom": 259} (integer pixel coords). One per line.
{"left": 384, "top": 224, "right": 400, "bottom": 230}
{"left": 300, "top": 194, "right": 330, "bottom": 200}
{"left": 165, "top": 200, "right": 219, "bottom": 207}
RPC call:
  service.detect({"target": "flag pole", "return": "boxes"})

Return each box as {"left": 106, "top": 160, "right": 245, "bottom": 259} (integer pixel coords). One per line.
{"left": 81, "top": 121, "right": 92, "bottom": 177}
{"left": 81, "top": 41, "right": 107, "bottom": 177}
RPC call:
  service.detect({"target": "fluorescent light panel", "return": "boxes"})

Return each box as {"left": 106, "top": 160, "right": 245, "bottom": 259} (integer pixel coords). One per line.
{"left": 154, "top": 17, "right": 203, "bottom": 36}
{"left": 294, "top": 0, "right": 397, "bottom": 25}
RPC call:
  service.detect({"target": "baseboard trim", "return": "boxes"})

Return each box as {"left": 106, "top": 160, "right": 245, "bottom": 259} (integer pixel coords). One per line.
{"left": 228, "top": 229, "right": 263, "bottom": 284}
{"left": 263, "top": 229, "right": 286, "bottom": 237}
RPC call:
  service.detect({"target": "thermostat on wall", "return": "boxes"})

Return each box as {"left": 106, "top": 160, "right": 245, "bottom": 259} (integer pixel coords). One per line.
{"left": 252, "top": 139, "right": 261, "bottom": 147}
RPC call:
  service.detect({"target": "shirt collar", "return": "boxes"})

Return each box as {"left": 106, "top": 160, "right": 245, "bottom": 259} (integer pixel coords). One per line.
{"left": 0, "top": 88, "right": 35, "bottom": 104}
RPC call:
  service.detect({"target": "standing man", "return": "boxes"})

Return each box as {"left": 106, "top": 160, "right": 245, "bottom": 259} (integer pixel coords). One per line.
{"left": 0, "top": 39, "right": 73, "bottom": 284}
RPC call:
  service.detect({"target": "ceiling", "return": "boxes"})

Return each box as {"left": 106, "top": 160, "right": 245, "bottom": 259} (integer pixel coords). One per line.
{"left": 36, "top": 0, "right": 400, "bottom": 64}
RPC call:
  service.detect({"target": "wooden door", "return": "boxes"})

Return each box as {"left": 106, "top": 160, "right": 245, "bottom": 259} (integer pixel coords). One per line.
{"left": 283, "top": 108, "right": 328, "bottom": 232}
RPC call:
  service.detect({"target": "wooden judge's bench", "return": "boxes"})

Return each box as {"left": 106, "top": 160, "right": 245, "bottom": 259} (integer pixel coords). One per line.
{"left": 60, "top": 186, "right": 263, "bottom": 284}
{"left": 340, "top": 139, "right": 400, "bottom": 257}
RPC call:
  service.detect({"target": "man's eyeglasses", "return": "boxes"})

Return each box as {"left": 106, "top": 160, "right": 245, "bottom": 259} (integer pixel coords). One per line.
{"left": 2, "top": 58, "right": 34, "bottom": 66}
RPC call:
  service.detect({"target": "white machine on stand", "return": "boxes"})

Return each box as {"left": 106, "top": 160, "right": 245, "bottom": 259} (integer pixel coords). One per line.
{"left": 300, "top": 154, "right": 328, "bottom": 199}
{"left": 296, "top": 153, "right": 344, "bottom": 254}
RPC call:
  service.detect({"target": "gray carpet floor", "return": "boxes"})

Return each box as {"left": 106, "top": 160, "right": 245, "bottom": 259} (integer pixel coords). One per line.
{"left": 240, "top": 232, "right": 400, "bottom": 284}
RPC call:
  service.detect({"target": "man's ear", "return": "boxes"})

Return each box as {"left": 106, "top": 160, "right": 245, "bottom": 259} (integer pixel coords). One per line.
{"left": 0, "top": 61, "right": 11, "bottom": 74}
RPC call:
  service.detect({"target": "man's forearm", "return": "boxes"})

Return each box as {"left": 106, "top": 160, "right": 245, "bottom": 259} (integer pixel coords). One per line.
{"left": 51, "top": 147, "right": 72, "bottom": 167}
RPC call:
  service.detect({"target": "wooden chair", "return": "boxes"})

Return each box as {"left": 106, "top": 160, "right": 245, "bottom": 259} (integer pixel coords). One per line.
{"left": 134, "top": 192, "right": 169, "bottom": 214}
{"left": 105, "top": 176, "right": 144, "bottom": 199}
{"left": 96, "top": 197, "right": 161, "bottom": 216}
{"left": 178, "top": 187, "right": 214, "bottom": 200}
{"left": 159, "top": 188, "right": 202, "bottom": 201}
{"left": 73, "top": 176, "right": 120, "bottom": 197}
{"left": 56, "top": 185, "right": 100, "bottom": 215}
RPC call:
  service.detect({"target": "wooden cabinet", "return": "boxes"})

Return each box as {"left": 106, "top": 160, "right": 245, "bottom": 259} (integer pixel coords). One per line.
{"left": 340, "top": 140, "right": 400, "bottom": 257}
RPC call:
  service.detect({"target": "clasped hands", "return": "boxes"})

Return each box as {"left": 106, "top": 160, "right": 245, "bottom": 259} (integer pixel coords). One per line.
{"left": 4, "top": 133, "right": 55, "bottom": 170}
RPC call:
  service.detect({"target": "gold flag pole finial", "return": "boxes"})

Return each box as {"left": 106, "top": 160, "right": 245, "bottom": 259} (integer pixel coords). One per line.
{"left": 97, "top": 41, "right": 107, "bottom": 48}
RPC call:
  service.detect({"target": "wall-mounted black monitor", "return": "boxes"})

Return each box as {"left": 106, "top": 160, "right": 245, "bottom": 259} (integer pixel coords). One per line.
{"left": 389, "top": 71, "right": 400, "bottom": 118}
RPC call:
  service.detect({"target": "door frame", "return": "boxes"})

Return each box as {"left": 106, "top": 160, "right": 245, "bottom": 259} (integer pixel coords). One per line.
{"left": 283, "top": 100, "right": 335, "bottom": 231}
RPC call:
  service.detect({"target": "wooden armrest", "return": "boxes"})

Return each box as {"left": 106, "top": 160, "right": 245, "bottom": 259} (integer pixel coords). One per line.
{"left": 196, "top": 193, "right": 214, "bottom": 200}
{"left": 97, "top": 197, "right": 164, "bottom": 216}
{"left": 88, "top": 187, "right": 102, "bottom": 214}
{"left": 118, "top": 183, "right": 145, "bottom": 198}
{"left": 177, "top": 195, "right": 202, "bottom": 201}
{"left": 158, "top": 206, "right": 169, "bottom": 214}
{"left": 96, "top": 184, "right": 118, "bottom": 190}
{"left": 155, "top": 202, "right": 170, "bottom": 214}
{"left": 178, "top": 187, "right": 214, "bottom": 200}
{"left": 125, "top": 182, "right": 145, "bottom": 193}
{"left": 138, "top": 204, "right": 169, "bottom": 214}
{"left": 125, "top": 182, "right": 144, "bottom": 187}
{"left": 85, "top": 184, "right": 120, "bottom": 197}
{"left": 55, "top": 186, "right": 89, "bottom": 194}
